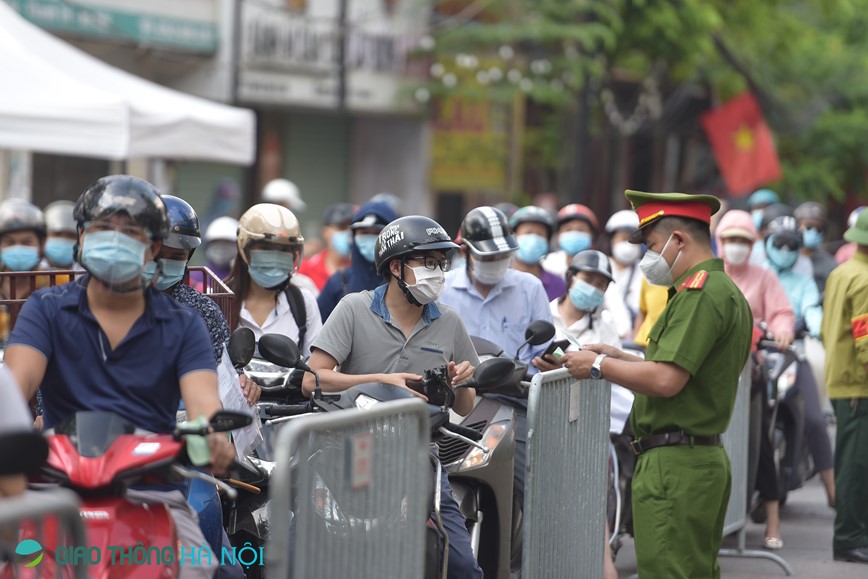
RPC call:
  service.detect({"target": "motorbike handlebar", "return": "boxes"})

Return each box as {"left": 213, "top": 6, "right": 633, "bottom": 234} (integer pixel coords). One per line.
{"left": 441, "top": 421, "right": 483, "bottom": 442}
{"left": 260, "top": 403, "right": 310, "bottom": 417}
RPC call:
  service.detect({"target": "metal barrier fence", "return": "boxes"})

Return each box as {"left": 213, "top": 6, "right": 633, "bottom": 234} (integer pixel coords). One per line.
{"left": 267, "top": 399, "right": 431, "bottom": 579}
{"left": 523, "top": 368, "right": 610, "bottom": 579}
{"left": 720, "top": 361, "right": 793, "bottom": 574}
{"left": 0, "top": 488, "right": 88, "bottom": 578}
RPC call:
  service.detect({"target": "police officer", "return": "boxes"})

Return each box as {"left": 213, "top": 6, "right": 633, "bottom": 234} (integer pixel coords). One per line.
{"left": 562, "top": 190, "right": 753, "bottom": 578}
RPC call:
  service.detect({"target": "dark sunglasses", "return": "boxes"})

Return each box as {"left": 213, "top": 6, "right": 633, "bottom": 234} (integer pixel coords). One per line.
{"left": 771, "top": 237, "right": 800, "bottom": 251}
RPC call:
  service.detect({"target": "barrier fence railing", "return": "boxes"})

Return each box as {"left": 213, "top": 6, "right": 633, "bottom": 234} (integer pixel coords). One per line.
{"left": 523, "top": 368, "right": 610, "bottom": 579}
{"left": 720, "top": 361, "right": 793, "bottom": 574}
{"left": 0, "top": 488, "right": 88, "bottom": 578}
{"left": 267, "top": 399, "right": 431, "bottom": 579}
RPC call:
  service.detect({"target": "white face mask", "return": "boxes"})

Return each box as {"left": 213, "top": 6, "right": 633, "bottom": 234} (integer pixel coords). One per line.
{"left": 469, "top": 255, "right": 511, "bottom": 285}
{"left": 723, "top": 243, "right": 751, "bottom": 266}
{"left": 405, "top": 264, "right": 445, "bottom": 305}
{"left": 612, "top": 241, "right": 641, "bottom": 265}
{"left": 639, "top": 234, "right": 681, "bottom": 286}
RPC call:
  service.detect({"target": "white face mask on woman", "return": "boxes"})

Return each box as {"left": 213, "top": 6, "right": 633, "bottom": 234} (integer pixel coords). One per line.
{"left": 722, "top": 243, "right": 751, "bottom": 266}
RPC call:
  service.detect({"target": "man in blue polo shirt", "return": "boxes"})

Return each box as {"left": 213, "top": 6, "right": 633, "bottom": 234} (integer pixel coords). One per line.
{"left": 4, "top": 175, "right": 232, "bottom": 579}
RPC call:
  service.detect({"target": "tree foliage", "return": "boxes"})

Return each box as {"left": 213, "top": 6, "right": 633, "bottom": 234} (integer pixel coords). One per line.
{"left": 427, "top": 0, "right": 868, "bottom": 201}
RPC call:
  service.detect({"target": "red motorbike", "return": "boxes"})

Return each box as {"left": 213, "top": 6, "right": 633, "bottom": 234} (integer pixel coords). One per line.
{"left": 9, "top": 410, "right": 249, "bottom": 579}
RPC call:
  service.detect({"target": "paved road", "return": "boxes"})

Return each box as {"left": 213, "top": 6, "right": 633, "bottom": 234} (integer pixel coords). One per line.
{"left": 615, "top": 475, "right": 867, "bottom": 578}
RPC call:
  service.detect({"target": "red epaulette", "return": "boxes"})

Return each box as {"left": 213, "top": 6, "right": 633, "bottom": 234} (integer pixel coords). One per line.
{"left": 678, "top": 270, "right": 709, "bottom": 292}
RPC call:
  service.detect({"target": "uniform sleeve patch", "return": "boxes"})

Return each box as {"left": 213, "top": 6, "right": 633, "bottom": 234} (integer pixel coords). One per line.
{"left": 852, "top": 313, "right": 868, "bottom": 342}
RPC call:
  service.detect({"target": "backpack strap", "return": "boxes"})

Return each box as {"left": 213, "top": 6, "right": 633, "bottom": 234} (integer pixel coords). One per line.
{"left": 284, "top": 283, "right": 307, "bottom": 353}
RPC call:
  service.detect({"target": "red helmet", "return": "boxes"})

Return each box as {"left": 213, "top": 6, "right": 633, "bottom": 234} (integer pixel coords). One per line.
{"left": 557, "top": 204, "right": 599, "bottom": 232}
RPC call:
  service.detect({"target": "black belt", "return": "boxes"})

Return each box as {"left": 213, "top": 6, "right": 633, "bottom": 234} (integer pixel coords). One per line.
{"left": 630, "top": 431, "right": 722, "bottom": 456}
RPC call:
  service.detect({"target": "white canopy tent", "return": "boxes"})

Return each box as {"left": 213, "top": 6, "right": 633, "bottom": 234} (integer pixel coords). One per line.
{"left": 0, "top": 2, "right": 255, "bottom": 165}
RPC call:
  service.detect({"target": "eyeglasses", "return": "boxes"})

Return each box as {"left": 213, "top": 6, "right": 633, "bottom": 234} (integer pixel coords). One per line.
{"left": 84, "top": 220, "right": 149, "bottom": 239}
{"left": 407, "top": 255, "right": 451, "bottom": 272}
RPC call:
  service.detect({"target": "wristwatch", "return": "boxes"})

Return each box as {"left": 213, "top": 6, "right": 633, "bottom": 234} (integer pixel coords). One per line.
{"left": 590, "top": 354, "right": 608, "bottom": 380}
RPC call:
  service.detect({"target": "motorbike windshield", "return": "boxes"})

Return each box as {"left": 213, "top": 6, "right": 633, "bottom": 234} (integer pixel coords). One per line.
{"left": 53, "top": 412, "right": 137, "bottom": 458}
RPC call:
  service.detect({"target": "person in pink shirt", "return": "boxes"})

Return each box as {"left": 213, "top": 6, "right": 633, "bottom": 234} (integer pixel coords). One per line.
{"left": 716, "top": 209, "right": 795, "bottom": 550}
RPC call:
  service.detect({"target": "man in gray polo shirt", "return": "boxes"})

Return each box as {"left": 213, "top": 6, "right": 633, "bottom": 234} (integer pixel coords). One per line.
{"left": 303, "top": 215, "right": 482, "bottom": 579}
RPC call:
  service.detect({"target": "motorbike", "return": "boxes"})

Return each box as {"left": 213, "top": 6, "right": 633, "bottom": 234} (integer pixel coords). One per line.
{"left": 254, "top": 332, "right": 516, "bottom": 579}
{"left": 15, "top": 409, "right": 250, "bottom": 579}
{"left": 440, "top": 320, "right": 555, "bottom": 579}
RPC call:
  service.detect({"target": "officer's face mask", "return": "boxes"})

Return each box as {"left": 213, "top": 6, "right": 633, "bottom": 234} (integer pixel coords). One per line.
{"left": 248, "top": 249, "right": 295, "bottom": 289}
{"left": 44, "top": 237, "right": 76, "bottom": 267}
{"left": 469, "top": 254, "right": 511, "bottom": 286}
{"left": 81, "top": 230, "right": 149, "bottom": 289}
{"left": 404, "top": 264, "right": 445, "bottom": 305}
{"left": 639, "top": 234, "right": 682, "bottom": 287}
{"left": 1, "top": 245, "right": 41, "bottom": 271}
{"left": 155, "top": 258, "right": 188, "bottom": 291}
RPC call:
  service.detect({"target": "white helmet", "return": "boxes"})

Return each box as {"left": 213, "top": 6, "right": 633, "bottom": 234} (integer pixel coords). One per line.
{"left": 204, "top": 216, "right": 238, "bottom": 244}
{"left": 848, "top": 206, "right": 866, "bottom": 229}
{"left": 605, "top": 209, "right": 639, "bottom": 233}
{"left": 44, "top": 200, "right": 77, "bottom": 234}
{"left": 262, "top": 179, "right": 306, "bottom": 211}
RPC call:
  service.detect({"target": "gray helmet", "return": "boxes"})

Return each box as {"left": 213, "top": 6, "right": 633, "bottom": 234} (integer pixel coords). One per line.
{"left": 44, "top": 201, "right": 76, "bottom": 234}
{"left": 0, "top": 199, "right": 46, "bottom": 239}
{"left": 568, "top": 249, "right": 614, "bottom": 282}
{"left": 793, "top": 201, "right": 826, "bottom": 224}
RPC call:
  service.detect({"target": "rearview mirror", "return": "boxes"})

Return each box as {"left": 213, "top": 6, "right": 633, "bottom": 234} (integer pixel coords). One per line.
{"left": 525, "top": 320, "right": 556, "bottom": 346}
{"left": 457, "top": 357, "right": 516, "bottom": 391}
{"left": 228, "top": 328, "right": 255, "bottom": 369}
{"left": 209, "top": 411, "right": 253, "bottom": 433}
{"left": 259, "top": 333, "right": 302, "bottom": 369}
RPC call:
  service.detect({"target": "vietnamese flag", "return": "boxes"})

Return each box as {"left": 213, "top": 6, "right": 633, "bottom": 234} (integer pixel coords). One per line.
{"left": 701, "top": 92, "right": 782, "bottom": 197}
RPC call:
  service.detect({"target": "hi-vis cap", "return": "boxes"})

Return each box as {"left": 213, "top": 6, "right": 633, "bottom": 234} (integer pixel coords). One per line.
{"left": 625, "top": 189, "right": 721, "bottom": 244}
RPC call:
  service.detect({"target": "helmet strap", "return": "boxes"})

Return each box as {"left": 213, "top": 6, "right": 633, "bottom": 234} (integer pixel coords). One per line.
{"left": 396, "top": 259, "right": 422, "bottom": 307}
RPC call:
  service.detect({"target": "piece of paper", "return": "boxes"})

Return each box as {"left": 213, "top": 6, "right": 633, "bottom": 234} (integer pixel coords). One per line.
{"left": 569, "top": 382, "right": 581, "bottom": 423}
{"left": 217, "top": 345, "right": 263, "bottom": 461}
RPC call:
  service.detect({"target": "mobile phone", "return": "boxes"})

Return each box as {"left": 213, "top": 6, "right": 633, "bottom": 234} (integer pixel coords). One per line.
{"left": 542, "top": 339, "right": 572, "bottom": 359}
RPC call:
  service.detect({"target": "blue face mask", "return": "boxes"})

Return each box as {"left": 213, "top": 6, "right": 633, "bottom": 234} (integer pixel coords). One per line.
{"left": 354, "top": 234, "right": 377, "bottom": 263}
{"left": 249, "top": 249, "right": 295, "bottom": 289}
{"left": 802, "top": 228, "right": 823, "bottom": 249}
{"left": 331, "top": 230, "right": 351, "bottom": 258}
{"left": 568, "top": 278, "right": 605, "bottom": 312}
{"left": 155, "top": 258, "right": 188, "bottom": 291}
{"left": 765, "top": 239, "right": 799, "bottom": 270}
{"left": 81, "top": 231, "right": 147, "bottom": 285}
{"left": 515, "top": 234, "right": 549, "bottom": 265}
{"left": 142, "top": 260, "right": 158, "bottom": 286}
{"left": 558, "top": 231, "right": 592, "bottom": 256}
{"left": 44, "top": 238, "right": 76, "bottom": 267}
{"left": 1, "top": 245, "right": 40, "bottom": 271}
{"left": 752, "top": 210, "right": 764, "bottom": 231}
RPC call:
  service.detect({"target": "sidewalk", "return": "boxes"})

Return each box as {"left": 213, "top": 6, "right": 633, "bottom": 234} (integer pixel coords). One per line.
{"left": 615, "top": 476, "right": 866, "bottom": 578}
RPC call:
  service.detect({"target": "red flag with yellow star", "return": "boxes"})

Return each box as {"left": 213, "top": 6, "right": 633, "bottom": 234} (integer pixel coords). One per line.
{"left": 701, "top": 92, "right": 782, "bottom": 197}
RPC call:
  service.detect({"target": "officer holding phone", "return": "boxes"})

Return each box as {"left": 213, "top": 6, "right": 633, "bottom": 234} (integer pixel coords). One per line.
{"left": 561, "top": 191, "right": 753, "bottom": 578}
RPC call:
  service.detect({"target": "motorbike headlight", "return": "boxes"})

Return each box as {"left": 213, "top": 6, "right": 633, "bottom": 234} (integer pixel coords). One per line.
{"left": 460, "top": 420, "right": 510, "bottom": 470}
{"left": 313, "top": 474, "right": 347, "bottom": 528}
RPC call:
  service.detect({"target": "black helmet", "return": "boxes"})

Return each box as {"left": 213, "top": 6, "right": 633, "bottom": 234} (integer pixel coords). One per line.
{"left": 162, "top": 195, "right": 201, "bottom": 251}
{"left": 0, "top": 199, "right": 46, "bottom": 239}
{"left": 460, "top": 206, "right": 519, "bottom": 256}
{"left": 74, "top": 175, "right": 168, "bottom": 240}
{"left": 322, "top": 202, "right": 355, "bottom": 227}
{"left": 509, "top": 206, "right": 555, "bottom": 239}
{"left": 568, "top": 250, "right": 614, "bottom": 283}
{"left": 759, "top": 203, "right": 793, "bottom": 232}
{"left": 375, "top": 216, "right": 459, "bottom": 274}
{"left": 793, "top": 201, "right": 826, "bottom": 224}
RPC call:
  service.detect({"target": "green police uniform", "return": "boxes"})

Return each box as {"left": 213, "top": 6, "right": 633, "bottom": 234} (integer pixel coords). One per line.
{"left": 625, "top": 190, "right": 754, "bottom": 579}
